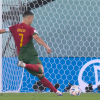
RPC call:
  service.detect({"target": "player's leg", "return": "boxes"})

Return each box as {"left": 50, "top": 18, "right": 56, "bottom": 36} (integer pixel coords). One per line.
{"left": 25, "top": 67, "right": 62, "bottom": 96}
{"left": 36, "top": 64, "right": 44, "bottom": 73}
{"left": 34, "top": 59, "right": 62, "bottom": 95}
{"left": 18, "top": 53, "right": 43, "bottom": 74}
{"left": 26, "top": 56, "right": 44, "bottom": 73}
{"left": 36, "top": 73, "right": 62, "bottom": 96}
{"left": 18, "top": 56, "right": 62, "bottom": 95}
{"left": 18, "top": 61, "right": 43, "bottom": 74}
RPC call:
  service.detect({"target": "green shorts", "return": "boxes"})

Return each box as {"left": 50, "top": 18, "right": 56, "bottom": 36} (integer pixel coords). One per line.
{"left": 18, "top": 53, "right": 42, "bottom": 76}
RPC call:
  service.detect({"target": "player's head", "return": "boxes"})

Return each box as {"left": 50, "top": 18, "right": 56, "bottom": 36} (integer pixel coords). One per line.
{"left": 23, "top": 11, "right": 34, "bottom": 25}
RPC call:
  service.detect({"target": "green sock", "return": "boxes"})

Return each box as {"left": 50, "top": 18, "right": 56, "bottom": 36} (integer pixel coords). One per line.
{"left": 39, "top": 67, "right": 42, "bottom": 74}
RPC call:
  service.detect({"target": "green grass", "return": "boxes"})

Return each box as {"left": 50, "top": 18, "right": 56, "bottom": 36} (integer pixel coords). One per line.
{"left": 0, "top": 93, "right": 100, "bottom": 100}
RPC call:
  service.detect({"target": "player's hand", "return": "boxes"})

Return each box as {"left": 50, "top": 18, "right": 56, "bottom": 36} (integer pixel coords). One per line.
{"left": 47, "top": 47, "right": 52, "bottom": 54}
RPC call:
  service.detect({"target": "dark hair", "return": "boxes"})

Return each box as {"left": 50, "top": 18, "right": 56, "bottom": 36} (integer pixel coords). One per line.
{"left": 23, "top": 11, "right": 34, "bottom": 18}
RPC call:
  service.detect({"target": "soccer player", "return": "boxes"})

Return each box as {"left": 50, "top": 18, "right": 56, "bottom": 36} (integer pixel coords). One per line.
{"left": 0, "top": 11, "right": 62, "bottom": 96}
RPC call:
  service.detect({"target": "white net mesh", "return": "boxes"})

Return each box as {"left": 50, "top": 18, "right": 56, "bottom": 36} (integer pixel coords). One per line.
{"left": 2, "top": 0, "right": 100, "bottom": 92}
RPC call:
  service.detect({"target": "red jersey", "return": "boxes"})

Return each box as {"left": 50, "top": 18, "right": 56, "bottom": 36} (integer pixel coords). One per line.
{"left": 9, "top": 23, "right": 38, "bottom": 55}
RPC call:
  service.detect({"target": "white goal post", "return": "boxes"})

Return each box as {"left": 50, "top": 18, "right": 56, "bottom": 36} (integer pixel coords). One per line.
{"left": 0, "top": 0, "right": 2, "bottom": 93}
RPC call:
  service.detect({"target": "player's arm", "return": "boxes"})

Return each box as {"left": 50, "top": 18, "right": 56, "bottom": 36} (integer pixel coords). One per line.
{"left": 33, "top": 34, "right": 52, "bottom": 54}
{"left": 0, "top": 29, "right": 6, "bottom": 34}
{"left": 0, "top": 27, "right": 10, "bottom": 34}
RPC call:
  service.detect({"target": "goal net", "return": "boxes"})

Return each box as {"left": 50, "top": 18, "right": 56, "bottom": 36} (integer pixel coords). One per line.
{"left": 2, "top": 0, "right": 100, "bottom": 93}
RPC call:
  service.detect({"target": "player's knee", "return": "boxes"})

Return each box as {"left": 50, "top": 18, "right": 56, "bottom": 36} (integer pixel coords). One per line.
{"left": 36, "top": 74, "right": 43, "bottom": 78}
{"left": 42, "top": 70, "right": 44, "bottom": 74}
{"left": 37, "top": 64, "right": 44, "bottom": 74}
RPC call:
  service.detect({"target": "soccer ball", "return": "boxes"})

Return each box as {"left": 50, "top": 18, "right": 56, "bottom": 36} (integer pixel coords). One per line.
{"left": 70, "top": 85, "right": 82, "bottom": 96}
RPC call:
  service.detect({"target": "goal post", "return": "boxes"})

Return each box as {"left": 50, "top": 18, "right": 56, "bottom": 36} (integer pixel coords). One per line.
{"left": 0, "top": 0, "right": 2, "bottom": 93}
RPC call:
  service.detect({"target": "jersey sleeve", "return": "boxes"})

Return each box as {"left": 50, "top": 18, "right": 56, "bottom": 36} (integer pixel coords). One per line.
{"left": 30, "top": 27, "right": 38, "bottom": 36}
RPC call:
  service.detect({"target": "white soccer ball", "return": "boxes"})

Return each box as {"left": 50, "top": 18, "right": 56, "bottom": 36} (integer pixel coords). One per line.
{"left": 70, "top": 85, "right": 82, "bottom": 96}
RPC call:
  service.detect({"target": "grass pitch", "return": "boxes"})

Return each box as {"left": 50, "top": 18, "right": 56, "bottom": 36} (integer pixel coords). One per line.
{"left": 0, "top": 93, "right": 99, "bottom": 100}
